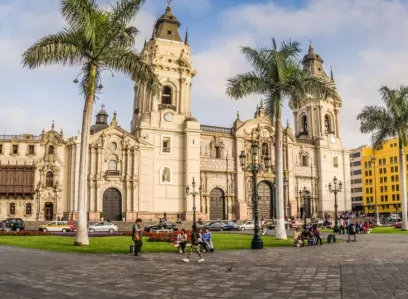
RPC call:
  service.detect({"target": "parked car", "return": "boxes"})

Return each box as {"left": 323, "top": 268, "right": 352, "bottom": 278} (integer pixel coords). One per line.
{"left": 224, "top": 221, "right": 240, "bottom": 231}
{"left": 144, "top": 222, "right": 178, "bottom": 232}
{"left": 290, "top": 219, "right": 304, "bottom": 228}
{"left": 266, "top": 219, "right": 290, "bottom": 230}
{"left": 239, "top": 221, "right": 255, "bottom": 231}
{"left": 39, "top": 221, "right": 75, "bottom": 232}
{"left": 204, "top": 221, "right": 227, "bottom": 231}
{"left": 2, "top": 218, "right": 25, "bottom": 231}
{"left": 88, "top": 221, "right": 118, "bottom": 233}
{"left": 387, "top": 214, "right": 401, "bottom": 222}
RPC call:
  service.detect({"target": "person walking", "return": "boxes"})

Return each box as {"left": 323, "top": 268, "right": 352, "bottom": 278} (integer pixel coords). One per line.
{"left": 347, "top": 222, "right": 357, "bottom": 242}
{"left": 339, "top": 217, "right": 345, "bottom": 235}
{"left": 132, "top": 218, "right": 143, "bottom": 256}
{"left": 183, "top": 225, "right": 204, "bottom": 263}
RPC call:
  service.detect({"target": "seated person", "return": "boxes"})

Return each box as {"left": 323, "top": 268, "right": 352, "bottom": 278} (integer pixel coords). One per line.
{"left": 293, "top": 227, "right": 303, "bottom": 247}
{"left": 312, "top": 224, "right": 323, "bottom": 245}
{"left": 177, "top": 229, "right": 188, "bottom": 253}
{"left": 202, "top": 228, "right": 214, "bottom": 252}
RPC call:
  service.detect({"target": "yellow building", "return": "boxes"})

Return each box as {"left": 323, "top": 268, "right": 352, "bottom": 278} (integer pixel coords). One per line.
{"left": 362, "top": 137, "right": 405, "bottom": 216}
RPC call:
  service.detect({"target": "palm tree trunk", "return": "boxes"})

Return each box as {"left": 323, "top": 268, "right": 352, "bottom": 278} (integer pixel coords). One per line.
{"left": 399, "top": 144, "right": 408, "bottom": 230}
{"left": 274, "top": 96, "right": 287, "bottom": 240}
{"left": 74, "top": 64, "right": 97, "bottom": 246}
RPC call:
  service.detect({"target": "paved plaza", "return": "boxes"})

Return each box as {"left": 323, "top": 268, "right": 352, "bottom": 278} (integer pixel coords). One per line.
{"left": 0, "top": 233, "right": 408, "bottom": 299}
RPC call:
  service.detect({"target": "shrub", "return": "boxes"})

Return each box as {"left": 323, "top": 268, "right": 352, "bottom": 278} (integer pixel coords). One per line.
{"left": 0, "top": 231, "right": 51, "bottom": 236}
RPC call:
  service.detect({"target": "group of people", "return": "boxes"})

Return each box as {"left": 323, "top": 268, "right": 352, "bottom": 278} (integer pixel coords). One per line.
{"left": 181, "top": 225, "right": 214, "bottom": 263}
{"left": 339, "top": 217, "right": 369, "bottom": 235}
{"left": 293, "top": 224, "right": 323, "bottom": 247}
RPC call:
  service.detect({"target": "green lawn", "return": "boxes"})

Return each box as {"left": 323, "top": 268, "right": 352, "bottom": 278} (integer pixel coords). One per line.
{"left": 370, "top": 227, "right": 408, "bottom": 234}
{"left": 0, "top": 234, "right": 293, "bottom": 254}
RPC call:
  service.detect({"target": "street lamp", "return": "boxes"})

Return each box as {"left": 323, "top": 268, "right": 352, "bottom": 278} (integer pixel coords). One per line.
{"left": 239, "top": 142, "right": 271, "bottom": 249}
{"left": 185, "top": 177, "right": 202, "bottom": 227}
{"left": 299, "top": 187, "right": 310, "bottom": 228}
{"left": 284, "top": 176, "right": 289, "bottom": 218}
{"left": 370, "top": 156, "right": 381, "bottom": 226}
{"left": 328, "top": 176, "right": 342, "bottom": 233}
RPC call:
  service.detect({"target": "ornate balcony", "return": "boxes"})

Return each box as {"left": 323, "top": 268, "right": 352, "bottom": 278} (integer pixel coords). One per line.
{"left": 106, "top": 170, "right": 120, "bottom": 176}
{"left": 158, "top": 104, "right": 177, "bottom": 111}
{"left": 201, "top": 125, "right": 232, "bottom": 134}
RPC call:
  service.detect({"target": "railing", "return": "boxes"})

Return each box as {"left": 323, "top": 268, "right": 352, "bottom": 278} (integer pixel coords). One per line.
{"left": 158, "top": 104, "right": 177, "bottom": 111}
{"left": 0, "top": 134, "right": 41, "bottom": 140}
{"left": 106, "top": 170, "right": 120, "bottom": 176}
{"left": 201, "top": 125, "right": 232, "bottom": 134}
{"left": 162, "top": 147, "right": 170, "bottom": 153}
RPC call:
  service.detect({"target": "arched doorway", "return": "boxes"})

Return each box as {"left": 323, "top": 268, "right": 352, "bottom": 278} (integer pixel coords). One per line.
{"left": 103, "top": 188, "right": 122, "bottom": 221}
{"left": 209, "top": 188, "right": 225, "bottom": 220}
{"left": 44, "top": 202, "right": 53, "bottom": 221}
{"left": 258, "top": 181, "right": 274, "bottom": 219}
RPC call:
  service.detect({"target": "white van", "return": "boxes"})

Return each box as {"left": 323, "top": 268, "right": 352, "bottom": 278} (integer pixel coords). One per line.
{"left": 387, "top": 214, "right": 401, "bottom": 221}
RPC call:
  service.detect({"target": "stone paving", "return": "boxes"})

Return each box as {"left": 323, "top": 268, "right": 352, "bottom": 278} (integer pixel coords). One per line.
{"left": 1, "top": 233, "right": 408, "bottom": 298}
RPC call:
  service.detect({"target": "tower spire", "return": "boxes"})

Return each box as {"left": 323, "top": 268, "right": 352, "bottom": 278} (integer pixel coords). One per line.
{"left": 184, "top": 26, "right": 189, "bottom": 45}
{"left": 330, "top": 65, "right": 334, "bottom": 81}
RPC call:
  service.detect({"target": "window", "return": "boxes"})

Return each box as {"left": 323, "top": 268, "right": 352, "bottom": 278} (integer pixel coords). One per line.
{"left": 396, "top": 184, "right": 400, "bottom": 191}
{"left": 379, "top": 159, "right": 383, "bottom": 166}
{"left": 333, "top": 156, "right": 339, "bottom": 168}
{"left": 392, "top": 185, "right": 395, "bottom": 192}
{"left": 380, "top": 168, "right": 383, "bottom": 174}
{"left": 381, "top": 195, "right": 384, "bottom": 202}
{"left": 110, "top": 142, "right": 117, "bottom": 151}
{"left": 9, "top": 203, "right": 15, "bottom": 215}
{"left": 397, "top": 194, "right": 400, "bottom": 201}
{"left": 12, "top": 145, "right": 18, "bottom": 154}
{"left": 380, "top": 177, "right": 383, "bottom": 184}
{"left": 48, "top": 145, "right": 54, "bottom": 155}
{"left": 391, "top": 175, "right": 395, "bottom": 182}
{"left": 380, "top": 186, "right": 383, "bottom": 193}
{"left": 384, "top": 186, "right": 388, "bottom": 192}
{"left": 215, "top": 146, "right": 222, "bottom": 159}
{"left": 26, "top": 203, "right": 32, "bottom": 215}
{"left": 396, "top": 175, "right": 399, "bottom": 181}
{"left": 352, "top": 179, "right": 362, "bottom": 184}
{"left": 390, "top": 157, "right": 393, "bottom": 164}
{"left": 395, "top": 166, "right": 399, "bottom": 173}
{"left": 385, "top": 195, "right": 388, "bottom": 201}
{"left": 46, "top": 172, "right": 54, "bottom": 188}
{"left": 383, "top": 168, "right": 387, "bottom": 174}
{"left": 353, "top": 170, "right": 362, "bottom": 175}
{"left": 108, "top": 160, "right": 117, "bottom": 171}
{"left": 351, "top": 152, "right": 361, "bottom": 158}
{"left": 262, "top": 143, "right": 268, "bottom": 156}
{"left": 352, "top": 161, "right": 361, "bottom": 166}
{"left": 162, "top": 137, "right": 171, "bottom": 153}
{"left": 302, "top": 155, "right": 308, "bottom": 167}
{"left": 28, "top": 145, "right": 35, "bottom": 155}
{"left": 324, "top": 115, "right": 331, "bottom": 132}
{"left": 392, "top": 194, "right": 396, "bottom": 201}
{"left": 302, "top": 115, "right": 308, "bottom": 133}
{"left": 394, "top": 156, "right": 398, "bottom": 163}
{"left": 161, "top": 86, "right": 172, "bottom": 105}
{"left": 366, "top": 188, "right": 369, "bottom": 194}
{"left": 364, "top": 162, "right": 368, "bottom": 168}
{"left": 382, "top": 158, "right": 386, "bottom": 165}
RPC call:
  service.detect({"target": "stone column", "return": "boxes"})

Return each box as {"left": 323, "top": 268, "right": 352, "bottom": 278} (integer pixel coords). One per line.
{"left": 318, "top": 105, "right": 323, "bottom": 136}
{"left": 335, "top": 108, "right": 340, "bottom": 138}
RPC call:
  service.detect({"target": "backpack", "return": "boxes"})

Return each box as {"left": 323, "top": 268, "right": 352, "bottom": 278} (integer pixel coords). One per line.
{"left": 349, "top": 224, "right": 356, "bottom": 233}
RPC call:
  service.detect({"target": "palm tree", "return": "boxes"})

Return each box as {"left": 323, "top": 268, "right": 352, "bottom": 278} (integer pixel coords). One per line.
{"left": 226, "top": 39, "right": 338, "bottom": 239}
{"left": 22, "top": 0, "right": 160, "bottom": 245}
{"left": 358, "top": 85, "right": 408, "bottom": 231}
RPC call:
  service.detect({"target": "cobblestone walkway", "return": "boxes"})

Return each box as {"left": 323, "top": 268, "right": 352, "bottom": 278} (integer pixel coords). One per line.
{"left": 1, "top": 233, "right": 408, "bottom": 298}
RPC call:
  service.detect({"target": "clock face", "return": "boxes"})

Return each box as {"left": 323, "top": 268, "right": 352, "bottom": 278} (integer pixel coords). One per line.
{"left": 164, "top": 112, "right": 174, "bottom": 122}
{"left": 330, "top": 136, "right": 336, "bottom": 144}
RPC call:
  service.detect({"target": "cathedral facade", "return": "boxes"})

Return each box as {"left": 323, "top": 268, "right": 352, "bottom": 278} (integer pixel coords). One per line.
{"left": 0, "top": 5, "right": 351, "bottom": 222}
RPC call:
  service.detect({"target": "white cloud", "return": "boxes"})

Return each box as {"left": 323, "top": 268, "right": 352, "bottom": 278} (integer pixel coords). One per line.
{"left": 190, "top": 0, "right": 408, "bottom": 149}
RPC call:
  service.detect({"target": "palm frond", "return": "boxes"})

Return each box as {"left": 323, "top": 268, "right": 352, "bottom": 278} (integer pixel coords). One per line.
{"left": 61, "top": 0, "right": 99, "bottom": 27}
{"left": 264, "top": 93, "right": 278, "bottom": 122}
{"left": 22, "top": 29, "right": 86, "bottom": 69}
{"left": 109, "top": 0, "right": 145, "bottom": 26}
{"left": 103, "top": 49, "right": 160, "bottom": 95}
{"left": 226, "top": 72, "right": 269, "bottom": 99}
{"left": 240, "top": 47, "right": 271, "bottom": 78}
{"left": 279, "top": 39, "right": 301, "bottom": 61}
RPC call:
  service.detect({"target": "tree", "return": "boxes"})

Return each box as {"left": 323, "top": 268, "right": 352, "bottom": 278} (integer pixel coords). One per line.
{"left": 22, "top": 0, "right": 160, "bottom": 245}
{"left": 226, "top": 39, "right": 338, "bottom": 239}
{"left": 358, "top": 85, "right": 408, "bottom": 230}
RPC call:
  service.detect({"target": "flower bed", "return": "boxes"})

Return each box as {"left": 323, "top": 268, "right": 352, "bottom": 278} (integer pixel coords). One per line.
{"left": 147, "top": 231, "right": 191, "bottom": 243}
{"left": 0, "top": 231, "right": 51, "bottom": 236}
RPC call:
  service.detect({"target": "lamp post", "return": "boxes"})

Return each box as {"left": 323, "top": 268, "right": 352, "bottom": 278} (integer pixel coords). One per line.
{"left": 328, "top": 176, "right": 342, "bottom": 233}
{"left": 299, "top": 187, "right": 310, "bottom": 228}
{"left": 239, "top": 142, "right": 271, "bottom": 249}
{"left": 284, "top": 176, "right": 289, "bottom": 218}
{"left": 370, "top": 156, "right": 381, "bottom": 226}
{"left": 185, "top": 177, "right": 202, "bottom": 227}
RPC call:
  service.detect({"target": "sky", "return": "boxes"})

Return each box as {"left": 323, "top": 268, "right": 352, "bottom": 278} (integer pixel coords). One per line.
{"left": 1, "top": 0, "right": 408, "bottom": 149}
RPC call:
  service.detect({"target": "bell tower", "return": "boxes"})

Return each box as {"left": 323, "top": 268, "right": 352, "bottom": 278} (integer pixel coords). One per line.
{"left": 131, "top": 2, "right": 196, "bottom": 134}
{"left": 289, "top": 41, "right": 342, "bottom": 141}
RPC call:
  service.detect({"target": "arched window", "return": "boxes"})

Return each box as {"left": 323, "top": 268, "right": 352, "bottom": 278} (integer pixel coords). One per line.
{"left": 262, "top": 142, "right": 269, "bottom": 156}
{"left": 46, "top": 172, "right": 54, "bottom": 188}
{"left": 161, "top": 86, "right": 172, "bottom": 105}
{"left": 302, "top": 115, "right": 308, "bottom": 133}
{"left": 48, "top": 145, "right": 54, "bottom": 155}
{"left": 324, "top": 115, "right": 331, "bottom": 133}
{"left": 108, "top": 160, "right": 117, "bottom": 171}
{"left": 9, "top": 203, "right": 15, "bottom": 215}
{"left": 26, "top": 203, "right": 32, "bottom": 215}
